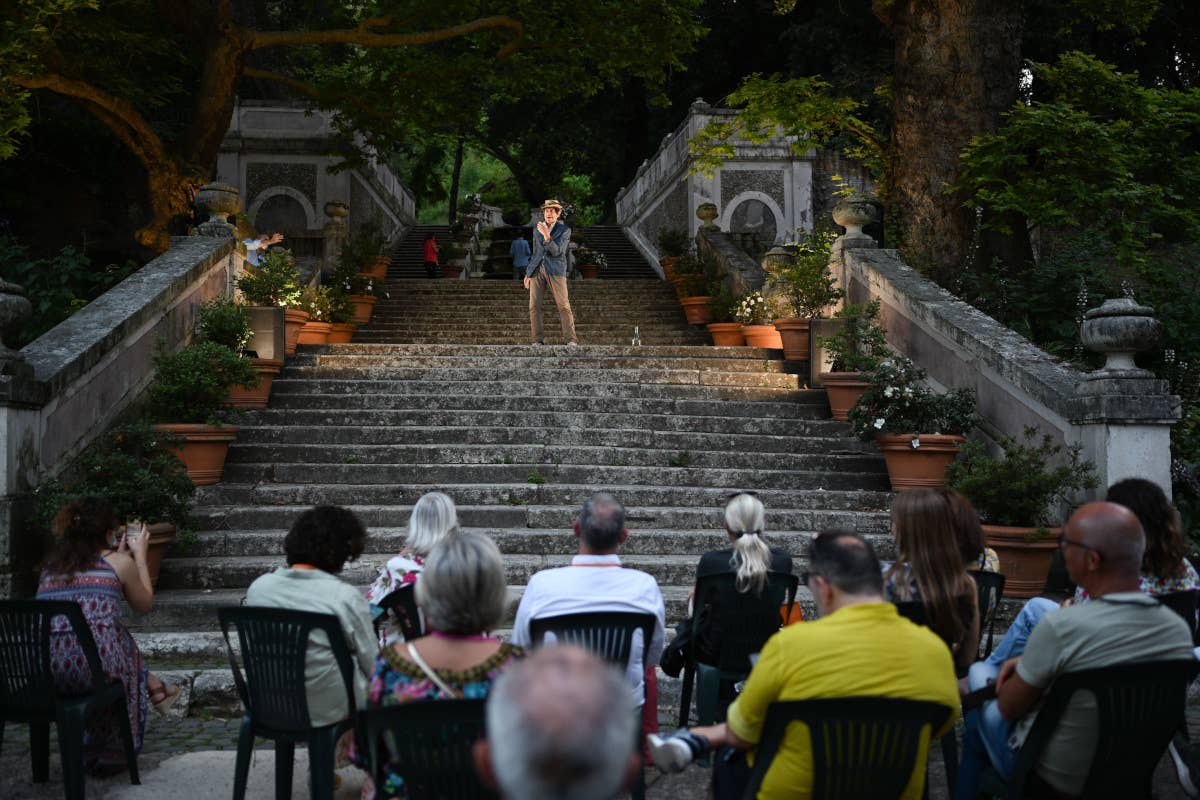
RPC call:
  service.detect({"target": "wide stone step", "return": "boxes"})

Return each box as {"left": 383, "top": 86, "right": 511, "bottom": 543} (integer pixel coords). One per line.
{"left": 267, "top": 378, "right": 804, "bottom": 402}
{"left": 299, "top": 354, "right": 791, "bottom": 374}
{"left": 295, "top": 344, "right": 772, "bottom": 359}
{"left": 353, "top": 334, "right": 712, "bottom": 346}
{"left": 279, "top": 365, "right": 799, "bottom": 388}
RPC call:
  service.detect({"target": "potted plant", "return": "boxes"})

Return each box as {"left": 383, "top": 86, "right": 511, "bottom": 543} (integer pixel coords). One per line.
{"left": 848, "top": 356, "right": 977, "bottom": 491}
{"left": 34, "top": 422, "right": 195, "bottom": 587}
{"left": 706, "top": 284, "right": 745, "bottom": 345}
{"left": 817, "top": 300, "right": 889, "bottom": 421}
{"left": 657, "top": 228, "right": 690, "bottom": 279}
{"left": 575, "top": 246, "right": 606, "bottom": 280}
{"left": 328, "top": 256, "right": 378, "bottom": 325}
{"left": 237, "top": 247, "right": 307, "bottom": 356}
{"left": 947, "top": 427, "right": 1098, "bottom": 597}
{"left": 735, "top": 290, "right": 783, "bottom": 349}
{"left": 295, "top": 286, "right": 334, "bottom": 344}
{"left": 146, "top": 341, "right": 257, "bottom": 486}
{"left": 198, "top": 296, "right": 280, "bottom": 410}
{"left": 343, "top": 216, "right": 390, "bottom": 280}
{"left": 325, "top": 290, "right": 357, "bottom": 343}
{"left": 767, "top": 229, "right": 843, "bottom": 361}
{"left": 442, "top": 242, "right": 468, "bottom": 279}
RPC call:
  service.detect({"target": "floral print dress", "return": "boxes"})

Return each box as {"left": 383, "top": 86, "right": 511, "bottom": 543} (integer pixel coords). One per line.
{"left": 364, "top": 553, "right": 424, "bottom": 646}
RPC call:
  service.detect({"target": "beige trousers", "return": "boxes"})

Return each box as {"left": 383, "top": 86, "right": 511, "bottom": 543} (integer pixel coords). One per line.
{"left": 528, "top": 271, "right": 577, "bottom": 344}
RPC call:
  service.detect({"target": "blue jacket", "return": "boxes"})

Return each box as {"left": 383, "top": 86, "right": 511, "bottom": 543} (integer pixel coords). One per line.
{"left": 509, "top": 237, "right": 531, "bottom": 268}
{"left": 526, "top": 221, "right": 571, "bottom": 277}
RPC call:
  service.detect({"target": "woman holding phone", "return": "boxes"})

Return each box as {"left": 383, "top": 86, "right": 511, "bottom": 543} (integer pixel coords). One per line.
{"left": 36, "top": 496, "right": 178, "bottom": 774}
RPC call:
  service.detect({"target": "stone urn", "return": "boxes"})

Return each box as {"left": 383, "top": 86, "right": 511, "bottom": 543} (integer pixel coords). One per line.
{"left": 1080, "top": 298, "right": 1161, "bottom": 376}
{"left": 832, "top": 199, "right": 877, "bottom": 240}
{"left": 195, "top": 183, "right": 242, "bottom": 237}
{"left": 761, "top": 245, "right": 794, "bottom": 277}
{"left": 324, "top": 201, "right": 349, "bottom": 221}
{"left": 0, "top": 280, "right": 33, "bottom": 367}
{"left": 696, "top": 202, "right": 720, "bottom": 232}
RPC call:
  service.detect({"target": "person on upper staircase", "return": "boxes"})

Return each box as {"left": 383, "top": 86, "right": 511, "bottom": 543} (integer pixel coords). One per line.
{"left": 523, "top": 199, "right": 577, "bottom": 346}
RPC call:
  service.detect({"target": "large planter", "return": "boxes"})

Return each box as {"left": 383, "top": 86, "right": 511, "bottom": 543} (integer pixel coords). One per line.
{"left": 144, "top": 522, "right": 177, "bottom": 589}
{"left": 326, "top": 322, "right": 356, "bottom": 344}
{"left": 984, "top": 524, "right": 1062, "bottom": 599}
{"left": 742, "top": 324, "right": 783, "bottom": 349}
{"left": 578, "top": 263, "right": 601, "bottom": 280}
{"left": 364, "top": 256, "right": 390, "bottom": 281}
{"left": 707, "top": 322, "right": 745, "bottom": 346}
{"left": 283, "top": 308, "right": 310, "bottom": 356}
{"left": 820, "top": 371, "right": 872, "bottom": 421}
{"left": 348, "top": 292, "right": 377, "bottom": 325}
{"left": 659, "top": 256, "right": 681, "bottom": 281}
{"left": 874, "top": 433, "right": 965, "bottom": 491}
{"left": 443, "top": 263, "right": 465, "bottom": 279}
{"left": 772, "top": 317, "right": 811, "bottom": 361}
{"left": 680, "top": 296, "right": 712, "bottom": 325}
{"left": 154, "top": 423, "right": 238, "bottom": 486}
{"left": 297, "top": 320, "right": 332, "bottom": 345}
{"left": 227, "top": 357, "right": 284, "bottom": 409}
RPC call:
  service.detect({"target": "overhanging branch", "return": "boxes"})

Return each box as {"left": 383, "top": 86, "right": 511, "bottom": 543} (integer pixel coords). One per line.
{"left": 250, "top": 15, "right": 524, "bottom": 57}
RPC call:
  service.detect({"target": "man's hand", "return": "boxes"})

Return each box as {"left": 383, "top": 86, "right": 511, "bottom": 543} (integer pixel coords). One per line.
{"left": 995, "top": 657, "right": 1021, "bottom": 693}
{"left": 523, "top": 276, "right": 531, "bottom": 290}
{"left": 537, "top": 222, "right": 550, "bottom": 241}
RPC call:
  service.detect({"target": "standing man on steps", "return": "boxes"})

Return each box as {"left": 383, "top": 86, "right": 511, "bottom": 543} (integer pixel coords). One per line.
{"left": 524, "top": 199, "right": 578, "bottom": 346}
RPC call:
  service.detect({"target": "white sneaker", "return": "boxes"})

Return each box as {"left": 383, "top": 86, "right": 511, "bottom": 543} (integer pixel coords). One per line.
{"left": 645, "top": 734, "right": 693, "bottom": 773}
{"left": 567, "top": 341, "right": 578, "bottom": 346}
{"left": 1170, "top": 735, "right": 1200, "bottom": 799}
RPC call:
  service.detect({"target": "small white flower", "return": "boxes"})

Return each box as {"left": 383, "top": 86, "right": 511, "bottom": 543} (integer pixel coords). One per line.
{"left": 873, "top": 418, "right": 885, "bottom": 429}
{"left": 883, "top": 387, "right": 895, "bottom": 398}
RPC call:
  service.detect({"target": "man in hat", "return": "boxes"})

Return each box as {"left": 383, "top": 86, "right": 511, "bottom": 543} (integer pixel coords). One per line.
{"left": 524, "top": 199, "right": 578, "bottom": 345}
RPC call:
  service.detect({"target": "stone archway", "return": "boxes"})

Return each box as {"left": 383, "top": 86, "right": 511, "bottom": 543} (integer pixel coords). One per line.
{"left": 248, "top": 186, "right": 317, "bottom": 235}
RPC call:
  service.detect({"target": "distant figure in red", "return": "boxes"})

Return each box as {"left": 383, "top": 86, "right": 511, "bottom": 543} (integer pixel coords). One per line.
{"left": 423, "top": 234, "right": 440, "bottom": 278}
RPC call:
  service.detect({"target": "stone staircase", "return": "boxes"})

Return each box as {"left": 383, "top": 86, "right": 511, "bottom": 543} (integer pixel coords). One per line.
{"left": 133, "top": 277, "right": 902, "bottom": 717}
{"left": 578, "top": 225, "right": 660, "bottom": 279}
{"left": 389, "top": 224, "right": 449, "bottom": 279}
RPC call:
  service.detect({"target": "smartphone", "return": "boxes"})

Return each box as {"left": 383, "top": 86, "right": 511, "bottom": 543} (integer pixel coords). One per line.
{"left": 126, "top": 521, "right": 144, "bottom": 544}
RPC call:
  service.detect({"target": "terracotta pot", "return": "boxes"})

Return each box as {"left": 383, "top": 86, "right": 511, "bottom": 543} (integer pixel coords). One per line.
{"left": 297, "top": 320, "right": 332, "bottom": 345}
{"left": 154, "top": 423, "right": 238, "bottom": 486}
{"left": 707, "top": 322, "right": 745, "bottom": 346}
{"left": 326, "top": 322, "right": 356, "bottom": 343}
{"left": 144, "top": 522, "right": 176, "bottom": 589}
{"left": 679, "top": 296, "right": 712, "bottom": 325}
{"left": 348, "top": 293, "right": 377, "bottom": 325}
{"left": 659, "top": 256, "right": 681, "bottom": 280}
{"left": 283, "top": 308, "right": 310, "bottom": 356}
{"left": 773, "top": 317, "right": 811, "bottom": 361}
{"left": 578, "top": 264, "right": 601, "bottom": 280}
{"left": 443, "top": 263, "right": 464, "bottom": 279}
{"left": 364, "top": 256, "right": 390, "bottom": 281}
{"left": 741, "top": 324, "right": 783, "bottom": 349}
{"left": 984, "top": 524, "right": 1062, "bottom": 599}
{"left": 820, "top": 371, "right": 871, "bottom": 421}
{"left": 874, "top": 433, "right": 965, "bottom": 491}
{"left": 227, "top": 357, "right": 283, "bottom": 409}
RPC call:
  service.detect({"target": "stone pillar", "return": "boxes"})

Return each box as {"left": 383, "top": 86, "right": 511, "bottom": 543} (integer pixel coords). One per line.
{"left": 323, "top": 201, "right": 350, "bottom": 270}
{"left": 830, "top": 203, "right": 881, "bottom": 309}
{"left": 1073, "top": 298, "right": 1181, "bottom": 495}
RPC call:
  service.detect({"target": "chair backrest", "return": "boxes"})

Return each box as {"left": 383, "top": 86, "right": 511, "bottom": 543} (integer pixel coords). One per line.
{"left": 744, "top": 697, "right": 953, "bottom": 800}
{"left": 0, "top": 599, "right": 108, "bottom": 715}
{"left": 688, "top": 571, "right": 799, "bottom": 676}
{"left": 968, "top": 569, "right": 1006, "bottom": 658}
{"left": 374, "top": 584, "right": 423, "bottom": 641}
{"left": 218, "top": 606, "right": 357, "bottom": 733}
{"left": 361, "top": 698, "right": 496, "bottom": 800}
{"left": 1156, "top": 590, "right": 1199, "bottom": 645}
{"left": 1008, "top": 659, "right": 1199, "bottom": 800}
{"left": 528, "top": 611, "right": 657, "bottom": 671}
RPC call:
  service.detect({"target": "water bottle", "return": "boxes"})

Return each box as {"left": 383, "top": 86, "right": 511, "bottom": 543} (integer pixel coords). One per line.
{"left": 631, "top": 325, "right": 641, "bottom": 347}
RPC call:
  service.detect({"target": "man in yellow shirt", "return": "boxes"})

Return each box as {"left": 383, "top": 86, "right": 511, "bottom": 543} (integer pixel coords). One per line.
{"left": 648, "top": 531, "right": 960, "bottom": 799}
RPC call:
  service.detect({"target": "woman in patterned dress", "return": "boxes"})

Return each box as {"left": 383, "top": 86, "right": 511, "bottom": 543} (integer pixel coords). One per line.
{"left": 358, "top": 530, "right": 523, "bottom": 800}
{"left": 35, "top": 497, "right": 176, "bottom": 772}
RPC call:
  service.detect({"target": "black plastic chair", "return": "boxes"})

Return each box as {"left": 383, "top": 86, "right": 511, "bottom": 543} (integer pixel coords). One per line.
{"left": 980, "top": 659, "right": 1198, "bottom": 799}
{"left": 743, "top": 697, "right": 954, "bottom": 800}
{"left": 528, "top": 611, "right": 658, "bottom": 800}
{"left": 677, "top": 571, "right": 798, "bottom": 727}
{"left": 372, "top": 583, "right": 423, "bottom": 642}
{"left": 360, "top": 698, "right": 496, "bottom": 800}
{"left": 968, "top": 569, "right": 1007, "bottom": 659}
{"left": 219, "top": 606, "right": 358, "bottom": 800}
{"left": 0, "top": 599, "right": 140, "bottom": 799}
{"left": 1157, "top": 589, "right": 1199, "bottom": 645}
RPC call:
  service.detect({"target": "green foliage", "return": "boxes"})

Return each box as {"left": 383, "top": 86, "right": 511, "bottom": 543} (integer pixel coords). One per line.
{"left": 236, "top": 248, "right": 301, "bottom": 308}
{"left": 146, "top": 341, "right": 257, "bottom": 425}
{"left": 946, "top": 427, "right": 1099, "bottom": 527}
{"left": 770, "top": 227, "right": 842, "bottom": 318}
{"left": 197, "top": 296, "right": 252, "bottom": 354}
{"left": 656, "top": 228, "right": 690, "bottom": 258}
{"left": 847, "top": 356, "right": 977, "bottom": 440}
{"left": 526, "top": 469, "right": 546, "bottom": 485}
{"left": 734, "top": 291, "right": 771, "bottom": 325}
{"left": 668, "top": 451, "right": 692, "bottom": 467}
{"left": 296, "top": 285, "right": 335, "bottom": 322}
{"left": 32, "top": 420, "right": 194, "bottom": 530}
{"left": 326, "top": 289, "right": 355, "bottom": 324}
{"left": 819, "top": 300, "right": 889, "bottom": 373}
{"left": 707, "top": 284, "right": 740, "bottom": 323}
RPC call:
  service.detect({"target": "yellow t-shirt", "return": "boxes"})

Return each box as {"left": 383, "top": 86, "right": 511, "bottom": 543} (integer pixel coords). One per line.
{"left": 725, "top": 602, "right": 959, "bottom": 800}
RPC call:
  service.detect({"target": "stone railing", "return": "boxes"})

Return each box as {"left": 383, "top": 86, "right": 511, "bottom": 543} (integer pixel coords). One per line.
{"left": 828, "top": 232, "right": 1180, "bottom": 496}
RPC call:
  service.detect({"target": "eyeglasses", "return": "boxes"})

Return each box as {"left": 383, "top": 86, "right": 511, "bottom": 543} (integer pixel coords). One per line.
{"left": 1057, "top": 532, "right": 1098, "bottom": 554}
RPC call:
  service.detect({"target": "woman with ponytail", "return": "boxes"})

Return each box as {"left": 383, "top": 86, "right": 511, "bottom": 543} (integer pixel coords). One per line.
{"left": 660, "top": 492, "right": 793, "bottom": 675}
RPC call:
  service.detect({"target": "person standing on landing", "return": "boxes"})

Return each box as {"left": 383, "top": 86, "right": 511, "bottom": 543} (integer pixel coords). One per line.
{"left": 524, "top": 199, "right": 577, "bottom": 346}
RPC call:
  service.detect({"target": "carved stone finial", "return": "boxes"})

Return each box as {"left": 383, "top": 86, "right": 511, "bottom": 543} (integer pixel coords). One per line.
{"left": 832, "top": 199, "right": 877, "bottom": 243}
{"left": 1080, "top": 298, "right": 1161, "bottom": 379}
{"left": 0, "top": 279, "right": 32, "bottom": 370}
{"left": 324, "top": 201, "right": 349, "bottom": 222}
{"left": 696, "top": 202, "right": 720, "bottom": 232}
{"left": 195, "top": 183, "right": 242, "bottom": 238}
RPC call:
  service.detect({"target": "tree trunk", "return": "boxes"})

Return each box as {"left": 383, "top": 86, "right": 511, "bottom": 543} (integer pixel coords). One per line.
{"left": 886, "top": 0, "right": 1024, "bottom": 281}
{"left": 447, "top": 136, "right": 464, "bottom": 224}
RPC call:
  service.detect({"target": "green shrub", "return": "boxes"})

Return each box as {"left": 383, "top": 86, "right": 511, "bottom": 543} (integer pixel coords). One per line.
{"left": 818, "top": 300, "right": 889, "bottom": 373}
{"left": 236, "top": 248, "right": 301, "bottom": 308}
{"left": 847, "top": 356, "right": 977, "bottom": 440}
{"left": 198, "top": 296, "right": 253, "bottom": 353}
{"left": 146, "top": 341, "right": 258, "bottom": 424}
{"left": 656, "top": 228, "right": 690, "bottom": 258}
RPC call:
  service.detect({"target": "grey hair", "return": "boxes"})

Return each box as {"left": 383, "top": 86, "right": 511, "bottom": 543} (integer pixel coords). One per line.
{"left": 577, "top": 492, "right": 625, "bottom": 552}
{"left": 725, "top": 493, "right": 771, "bottom": 594}
{"left": 487, "top": 646, "right": 635, "bottom": 800}
{"left": 405, "top": 491, "right": 459, "bottom": 555}
{"left": 414, "top": 530, "right": 507, "bottom": 634}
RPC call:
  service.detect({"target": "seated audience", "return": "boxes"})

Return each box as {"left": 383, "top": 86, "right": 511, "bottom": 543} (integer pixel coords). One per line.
{"left": 475, "top": 645, "right": 638, "bottom": 800}
{"left": 954, "top": 502, "right": 1195, "bottom": 799}
{"left": 944, "top": 489, "right": 999, "bottom": 573}
{"left": 661, "top": 491, "right": 793, "bottom": 676}
{"left": 360, "top": 530, "right": 523, "bottom": 800}
{"left": 884, "top": 488, "right": 981, "bottom": 672}
{"left": 36, "top": 497, "right": 178, "bottom": 773}
{"left": 648, "top": 531, "right": 960, "bottom": 800}
{"left": 364, "top": 491, "right": 459, "bottom": 643}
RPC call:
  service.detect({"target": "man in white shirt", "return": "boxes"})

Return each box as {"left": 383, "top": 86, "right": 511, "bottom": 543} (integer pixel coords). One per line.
{"left": 242, "top": 231, "right": 284, "bottom": 266}
{"left": 511, "top": 492, "right": 666, "bottom": 708}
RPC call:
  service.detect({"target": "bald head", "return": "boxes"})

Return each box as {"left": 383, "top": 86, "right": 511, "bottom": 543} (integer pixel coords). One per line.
{"left": 1067, "top": 501, "right": 1145, "bottom": 578}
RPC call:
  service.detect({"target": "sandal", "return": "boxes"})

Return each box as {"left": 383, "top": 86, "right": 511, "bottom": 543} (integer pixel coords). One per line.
{"left": 151, "top": 683, "right": 181, "bottom": 714}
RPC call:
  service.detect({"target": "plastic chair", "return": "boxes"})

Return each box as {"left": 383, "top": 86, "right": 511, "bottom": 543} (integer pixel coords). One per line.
{"left": 528, "top": 611, "right": 658, "bottom": 800}
{"left": 218, "top": 606, "right": 358, "bottom": 800}
{"left": 742, "top": 697, "right": 954, "bottom": 800}
{"left": 677, "top": 571, "right": 798, "bottom": 727}
{"left": 0, "top": 599, "right": 140, "bottom": 799}
{"left": 373, "top": 584, "right": 423, "bottom": 642}
{"left": 360, "top": 698, "right": 496, "bottom": 799}
{"left": 1157, "top": 589, "right": 1199, "bottom": 645}
{"left": 979, "top": 659, "right": 1198, "bottom": 799}
{"left": 968, "top": 570, "right": 1007, "bottom": 659}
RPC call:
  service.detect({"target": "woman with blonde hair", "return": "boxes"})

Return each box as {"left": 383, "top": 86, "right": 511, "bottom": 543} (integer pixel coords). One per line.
{"left": 884, "top": 488, "right": 980, "bottom": 672}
